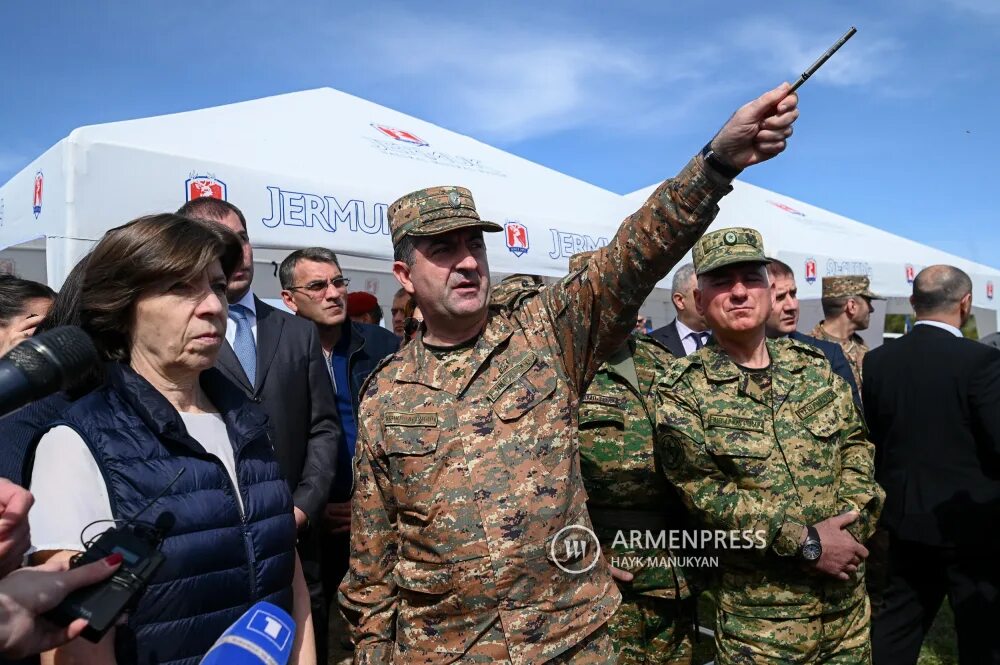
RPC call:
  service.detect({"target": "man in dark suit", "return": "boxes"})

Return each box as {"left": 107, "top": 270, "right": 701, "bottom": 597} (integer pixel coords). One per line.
{"left": 764, "top": 258, "right": 861, "bottom": 409}
{"left": 178, "top": 198, "right": 341, "bottom": 661}
{"left": 649, "top": 263, "right": 709, "bottom": 357}
{"left": 864, "top": 264, "right": 1000, "bottom": 664}
{"left": 278, "top": 247, "right": 399, "bottom": 649}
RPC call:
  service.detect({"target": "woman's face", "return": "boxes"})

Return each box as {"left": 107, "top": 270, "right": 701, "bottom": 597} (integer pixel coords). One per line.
{"left": 0, "top": 296, "right": 54, "bottom": 357}
{"left": 129, "top": 260, "right": 228, "bottom": 378}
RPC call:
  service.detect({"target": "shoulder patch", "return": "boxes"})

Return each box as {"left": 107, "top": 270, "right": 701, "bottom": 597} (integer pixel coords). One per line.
{"left": 785, "top": 336, "right": 826, "bottom": 359}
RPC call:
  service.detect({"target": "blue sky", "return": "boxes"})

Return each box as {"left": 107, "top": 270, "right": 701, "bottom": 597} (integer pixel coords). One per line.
{"left": 2, "top": 0, "right": 998, "bottom": 267}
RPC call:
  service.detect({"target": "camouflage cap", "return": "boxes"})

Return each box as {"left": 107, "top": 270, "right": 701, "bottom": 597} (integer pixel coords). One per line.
{"left": 822, "top": 275, "right": 884, "bottom": 300}
{"left": 388, "top": 185, "right": 503, "bottom": 246}
{"left": 568, "top": 251, "right": 596, "bottom": 273}
{"left": 692, "top": 227, "right": 770, "bottom": 275}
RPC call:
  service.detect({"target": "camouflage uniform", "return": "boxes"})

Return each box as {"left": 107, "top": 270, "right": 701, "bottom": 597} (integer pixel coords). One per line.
{"left": 490, "top": 274, "right": 544, "bottom": 312}
{"left": 578, "top": 334, "right": 695, "bottom": 665}
{"left": 655, "top": 229, "right": 884, "bottom": 663}
{"left": 810, "top": 275, "right": 884, "bottom": 389}
{"left": 340, "top": 156, "right": 733, "bottom": 664}
{"left": 656, "top": 338, "right": 884, "bottom": 663}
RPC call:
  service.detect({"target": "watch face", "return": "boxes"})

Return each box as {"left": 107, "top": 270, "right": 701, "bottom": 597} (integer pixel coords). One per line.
{"left": 802, "top": 541, "right": 822, "bottom": 561}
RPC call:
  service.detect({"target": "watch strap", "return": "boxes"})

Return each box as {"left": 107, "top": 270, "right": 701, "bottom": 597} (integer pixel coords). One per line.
{"left": 701, "top": 142, "right": 743, "bottom": 180}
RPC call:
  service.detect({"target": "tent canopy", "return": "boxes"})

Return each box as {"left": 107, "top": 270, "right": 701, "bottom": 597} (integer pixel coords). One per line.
{"left": 2, "top": 86, "right": 997, "bottom": 333}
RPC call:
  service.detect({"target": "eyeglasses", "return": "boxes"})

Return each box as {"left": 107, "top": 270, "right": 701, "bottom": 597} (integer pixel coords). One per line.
{"left": 286, "top": 276, "right": 351, "bottom": 297}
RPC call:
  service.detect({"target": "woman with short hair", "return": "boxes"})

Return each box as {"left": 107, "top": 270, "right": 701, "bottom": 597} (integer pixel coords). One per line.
{"left": 28, "top": 214, "right": 315, "bottom": 665}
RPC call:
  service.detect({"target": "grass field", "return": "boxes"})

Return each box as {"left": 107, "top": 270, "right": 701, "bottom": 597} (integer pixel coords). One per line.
{"left": 693, "top": 596, "right": 959, "bottom": 665}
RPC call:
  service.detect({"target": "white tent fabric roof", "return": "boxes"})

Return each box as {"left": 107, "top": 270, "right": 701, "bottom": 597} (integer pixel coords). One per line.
{"left": 625, "top": 179, "right": 1000, "bottom": 314}
{"left": 1, "top": 86, "right": 997, "bottom": 330}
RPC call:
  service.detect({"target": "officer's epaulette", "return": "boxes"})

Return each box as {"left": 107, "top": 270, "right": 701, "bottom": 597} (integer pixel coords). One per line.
{"left": 633, "top": 332, "right": 670, "bottom": 355}
{"left": 781, "top": 336, "right": 829, "bottom": 364}
{"left": 660, "top": 352, "right": 700, "bottom": 387}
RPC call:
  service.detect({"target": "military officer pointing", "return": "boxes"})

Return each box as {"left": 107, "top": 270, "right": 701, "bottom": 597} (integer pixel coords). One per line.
{"left": 809, "top": 275, "right": 884, "bottom": 389}
{"left": 655, "top": 228, "right": 884, "bottom": 663}
{"left": 340, "top": 84, "right": 801, "bottom": 664}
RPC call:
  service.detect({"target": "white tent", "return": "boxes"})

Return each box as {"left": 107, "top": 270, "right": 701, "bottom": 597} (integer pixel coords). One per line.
{"left": 0, "top": 88, "right": 643, "bottom": 311}
{"left": 625, "top": 181, "right": 1000, "bottom": 341}
{"left": 2, "top": 86, "right": 997, "bottom": 337}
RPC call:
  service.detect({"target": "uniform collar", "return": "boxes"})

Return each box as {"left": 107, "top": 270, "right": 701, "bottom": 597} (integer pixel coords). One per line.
{"left": 394, "top": 310, "right": 515, "bottom": 396}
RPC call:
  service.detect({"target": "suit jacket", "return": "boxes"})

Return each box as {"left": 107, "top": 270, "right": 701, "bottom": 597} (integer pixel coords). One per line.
{"left": 649, "top": 319, "right": 687, "bottom": 358}
{"left": 789, "top": 330, "right": 862, "bottom": 411}
{"left": 863, "top": 323, "right": 1000, "bottom": 547}
{"left": 215, "top": 297, "right": 341, "bottom": 525}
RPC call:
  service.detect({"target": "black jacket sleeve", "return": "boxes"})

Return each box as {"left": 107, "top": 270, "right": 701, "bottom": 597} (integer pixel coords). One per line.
{"left": 969, "top": 349, "right": 1000, "bottom": 460}
{"left": 292, "top": 325, "right": 342, "bottom": 525}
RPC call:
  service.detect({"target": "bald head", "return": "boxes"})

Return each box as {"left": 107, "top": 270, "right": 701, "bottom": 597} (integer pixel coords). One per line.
{"left": 912, "top": 265, "right": 973, "bottom": 324}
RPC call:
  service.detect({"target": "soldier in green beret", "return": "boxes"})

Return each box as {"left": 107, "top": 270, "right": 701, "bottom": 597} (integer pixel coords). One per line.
{"left": 340, "top": 84, "right": 802, "bottom": 664}
{"left": 656, "top": 227, "right": 884, "bottom": 663}
{"left": 809, "top": 275, "right": 884, "bottom": 389}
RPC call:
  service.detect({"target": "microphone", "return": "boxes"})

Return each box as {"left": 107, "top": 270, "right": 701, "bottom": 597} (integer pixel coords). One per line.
{"left": 0, "top": 325, "right": 99, "bottom": 417}
{"left": 199, "top": 602, "right": 296, "bottom": 665}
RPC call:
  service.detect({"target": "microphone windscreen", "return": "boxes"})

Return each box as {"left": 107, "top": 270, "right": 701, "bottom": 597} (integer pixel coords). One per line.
{"left": 199, "top": 602, "right": 295, "bottom": 665}
{"left": 6, "top": 325, "right": 98, "bottom": 392}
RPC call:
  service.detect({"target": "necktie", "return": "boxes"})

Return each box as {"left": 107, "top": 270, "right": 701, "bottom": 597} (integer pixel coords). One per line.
{"left": 230, "top": 304, "right": 257, "bottom": 386}
{"left": 692, "top": 332, "right": 705, "bottom": 350}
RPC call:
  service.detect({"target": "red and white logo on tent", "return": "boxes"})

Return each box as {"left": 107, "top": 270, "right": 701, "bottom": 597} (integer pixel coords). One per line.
{"left": 767, "top": 200, "right": 805, "bottom": 217}
{"left": 371, "top": 124, "right": 428, "bottom": 147}
{"left": 32, "top": 171, "right": 43, "bottom": 218}
{"left": 505, "top": 221, "right": 529, "bottom": 257}
{"left": 905, "top": 264, "right": 915, "bottom": 283}
{"left": 988, "top": 281, "right": 994, "bottom": 300}
{"left": 804, "top": 258, "right": 817, "bottom": 284}
{"left": 185, "top": 175, "right": 227, "bottom": 202}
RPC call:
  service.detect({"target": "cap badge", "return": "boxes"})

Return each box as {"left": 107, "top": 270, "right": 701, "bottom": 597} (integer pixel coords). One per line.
{"left": 724, "top": 231, "right": 737, "bottom": 245}
{"left": 448, "top": 191, "right": 461, "bottom": 207}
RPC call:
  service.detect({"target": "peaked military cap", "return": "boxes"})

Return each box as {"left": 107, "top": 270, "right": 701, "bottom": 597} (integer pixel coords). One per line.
{"left": 822, "top": 275, "right": 884, "bottom": 300}
{"left": 692, "top": 227, "right": 770, "bottom": 275}
{"left": 388, "top": 185, "right": 503, "bottom": 246}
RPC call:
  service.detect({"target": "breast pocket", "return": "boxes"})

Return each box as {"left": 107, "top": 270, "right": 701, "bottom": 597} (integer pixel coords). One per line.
{"left": 384, "top": 425, "right": 441, "bottom": 510}
{"left": 489, "top": 354, "right": 562, "bottom": 470}
{"left": 704, "top": 421, "right": 774, "bottom": 489}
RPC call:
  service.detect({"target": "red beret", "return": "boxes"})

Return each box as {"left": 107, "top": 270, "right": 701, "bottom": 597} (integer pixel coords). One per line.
{"left": 346, "top": 291, "right": 379, "bottom": 316}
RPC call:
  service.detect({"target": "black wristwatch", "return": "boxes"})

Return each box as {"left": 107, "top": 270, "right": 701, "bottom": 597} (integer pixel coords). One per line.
{"left": 701, "top": 142, "right": 743, "bottom": 180}
{"left": 801, "top": 525, "right": 822, "bottom": 562}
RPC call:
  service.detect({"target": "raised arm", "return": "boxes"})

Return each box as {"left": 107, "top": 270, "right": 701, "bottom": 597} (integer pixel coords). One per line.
{"left": 539, "top": 84, "right": 799, "bottom": 392}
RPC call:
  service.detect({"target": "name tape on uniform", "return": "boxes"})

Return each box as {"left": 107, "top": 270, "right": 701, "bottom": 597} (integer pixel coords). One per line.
{"left": 706, "top": 414, "right": 766, "bottom": 432}
{"left": 795, "top": 389, "right": 836, "bottom": 421}
{"left": 486, "top": 352, "right": 537, "bottom": 402}
{"left": 384, "top": 412, "right": 439, "bottom": 428}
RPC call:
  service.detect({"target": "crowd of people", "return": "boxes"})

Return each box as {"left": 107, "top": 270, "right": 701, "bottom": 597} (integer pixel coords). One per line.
{"left": 0, "top": 79, "right": 997, "bottom": 665}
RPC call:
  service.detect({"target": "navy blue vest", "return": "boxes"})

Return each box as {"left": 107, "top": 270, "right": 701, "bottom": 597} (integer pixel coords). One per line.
{"left": 48, "top": 363, "right": 296, "bottom": 665}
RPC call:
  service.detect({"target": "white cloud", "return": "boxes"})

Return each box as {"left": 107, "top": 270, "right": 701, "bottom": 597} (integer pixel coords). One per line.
{"left": 728, "top": 20, "right": 903, "bottom": 88}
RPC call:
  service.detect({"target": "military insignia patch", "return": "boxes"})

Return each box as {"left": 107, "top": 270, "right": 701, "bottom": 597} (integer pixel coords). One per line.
{"left": 795, "top": 388, "right": 836, "bottom": 421}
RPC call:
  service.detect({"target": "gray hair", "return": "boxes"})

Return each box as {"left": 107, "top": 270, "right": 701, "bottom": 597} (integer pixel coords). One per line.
{"left": 278, "top": 247, "right": 342, "bottom": 289}
{"left": 671, "top": 263, "right": 697, "bottom": 294}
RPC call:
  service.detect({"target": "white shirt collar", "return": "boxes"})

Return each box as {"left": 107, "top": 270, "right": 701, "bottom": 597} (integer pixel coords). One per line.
{"left": 914, "top": 319, "right": 962, "bottom": 337}
{"left": 230, "top": 290, "right": 257, "bottom": 317}
{"left": 674, "top": 318, "right": 705, "bottom": 340}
